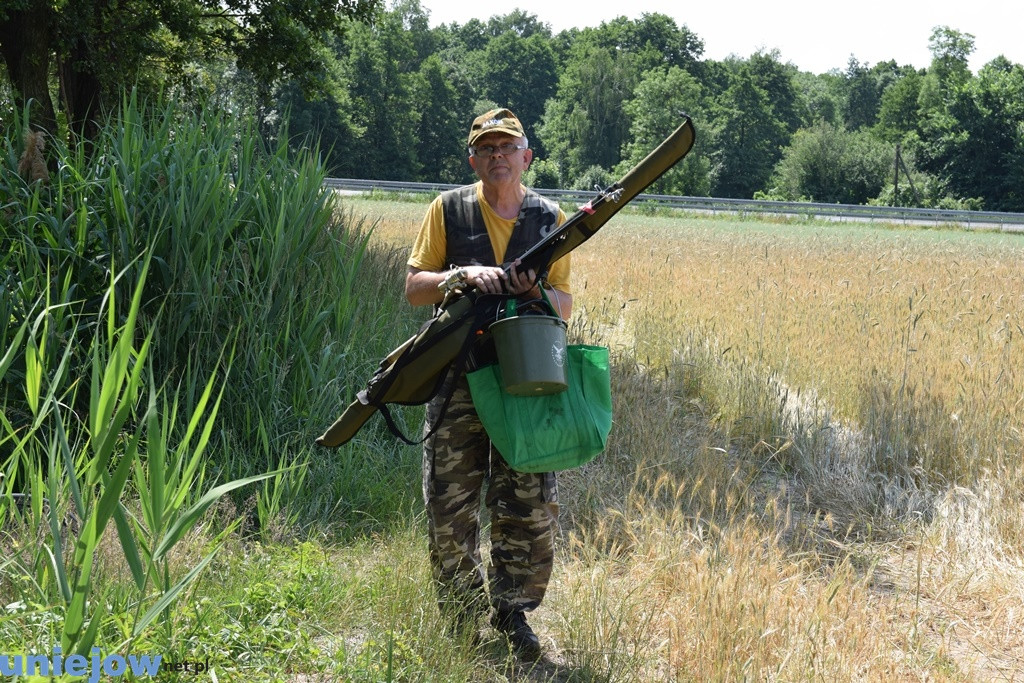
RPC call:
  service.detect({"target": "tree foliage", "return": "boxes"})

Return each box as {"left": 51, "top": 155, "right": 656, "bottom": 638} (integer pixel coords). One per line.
{"left": 620, "top": 66, "right": 711, "bottom": 196}
{"left": 538, "top": 14, "right": 703, "bottom": 184}
{"left": 3, "top": 7, "right": 1021, "bottom": 211}
{"left": 768, "top": 120, "right": 895, "bottom": 204}
{"left": 339, "top": 15, "right": 421, "bottom": 180}
{"left": 414, "top": 54, "right": 475, "bottom": 183}
{"left": 708, "top": 62, "right": 789, "bottom": 198}
{"left": 0, "top": 0, "right": 381, "bottom": 136}
{"left": 916, "top": 56, "right": 1024, "bottom": 210}
{"left": 928, "top": 25, "right": 975, "bottom": 92}
{"left": 538, "top": 42, "right": 635, "bottom": 182}
{"left": 479, "top": 32, "right": 557, "bottom": 153}
{"left": 874, "top": 70, "right": 923, "bottom": 142}
{"left": 591, "top": 13, "right": 704, "bottom": 73}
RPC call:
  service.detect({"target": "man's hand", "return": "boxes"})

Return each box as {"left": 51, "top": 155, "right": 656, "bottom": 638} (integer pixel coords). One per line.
{"left": 507, "top": 259, "right": 538, "bottom": 296}
{"left": 463, "top": 260, "right": 537, "bottom": 295}
{"left": 462, "top": 265, "right": 507, "bottom": 294}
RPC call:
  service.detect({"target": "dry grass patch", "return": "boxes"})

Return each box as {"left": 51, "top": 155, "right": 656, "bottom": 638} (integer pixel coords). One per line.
{"left": 345, "top": 197, "right": 1024, "bottom": 679}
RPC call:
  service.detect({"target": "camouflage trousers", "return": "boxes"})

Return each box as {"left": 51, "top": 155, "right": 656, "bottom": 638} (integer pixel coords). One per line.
{"left": 422, "top": 374, "right": 558, "bottom": 616}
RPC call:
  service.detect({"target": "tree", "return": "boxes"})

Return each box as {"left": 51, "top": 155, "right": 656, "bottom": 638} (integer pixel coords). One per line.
{"left": 708, "top": 64, "right": 788, "bottom": 198}
{"left": 840, "top": 58, "right": 918, "bottom": 131}
{"left": 414, "top": 55, "right": 474, "bottom": 183}
{"left": 485, "top": 9, "right": 551, "bottom": 39}
{"left": 793, "top": 71, "right": 841, "bottom": 126}
{"left": 916, "top": 26, "right": 975, "bottom": 120}
{"left": 538, "top": 15, "right": 703, "bottom": 186}
{"left": 928, "top": 25, "right": 975, "bottom": 92}
{"left": 392, "top": 0, "right": 436, "bottom": 63}
{"left": 571, "top": 164, "right": 614, "bottom": 191}
{"left": 0, "top": 0, "right": 381, "bottom": 136}
{"left": 767, "top": 120, "right": 894, "bottom": 204}
{"left": 917, "top": 57, "right": 1024, "bottom": 211}
{"left": 340, "top": 13, "right": 420, "bottom": 180}
{"left": 910, "top": 27, "right": 1024, "bottom": 210}
{"left": 524, "top": 158, "right": 560, "bottom": 188}
{"left": 479, "top": 32, "right": 558, "bottom": 153}
{"left": 875, "top": 69, "right": 923, "bottom": 142}
{"left": 437, "top": 17, "right": 489, "bottom": 53}
{"left": 0, "top": 0, "right": 58, "bottom": 132}
{"left": 593, "top": 13, "right": 703, "bottom": 73}
{"left": 274, "top": 67, "right": 362, "bottom": 178}
{"left": 268, "top": 1, "right": 433, "bottom": 182}
{"left": 538, "top": 42, "right": 635, "bottom": 184}
{"left": 843, "top": 58, "right": 880, "bottom": 129}
{"left": 619, "top": 66, "right": 711, "bottom": 196}
{"left": 746, "top": 50, "right": 803, "bottom": 134}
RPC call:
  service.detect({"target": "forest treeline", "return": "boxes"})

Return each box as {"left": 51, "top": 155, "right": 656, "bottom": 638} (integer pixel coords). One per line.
{"left": 2, "top": 0, "right": 1022, "bottom": 211}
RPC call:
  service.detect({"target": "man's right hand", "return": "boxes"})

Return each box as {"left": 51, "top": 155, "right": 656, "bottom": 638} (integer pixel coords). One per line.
{"left": 461, "top": 265, "right": 511, "bottom": 294}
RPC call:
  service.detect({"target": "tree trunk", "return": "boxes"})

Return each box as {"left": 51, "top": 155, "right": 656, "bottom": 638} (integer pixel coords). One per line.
{"left": 59, "top": 37, "right": 103, "bottom": 140}
{"left": 0, "top": 0, "right": 57, "bottom": 135}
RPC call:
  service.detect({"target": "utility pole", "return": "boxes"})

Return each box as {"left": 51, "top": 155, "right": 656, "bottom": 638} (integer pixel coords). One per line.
{"left": 893, "top": 144, "right": 922, "bottom": 207}
{"left": 893, "top": 144, "right": 900, "bottom": 206}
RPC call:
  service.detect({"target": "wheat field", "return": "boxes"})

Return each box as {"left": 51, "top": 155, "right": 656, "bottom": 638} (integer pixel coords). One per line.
{"left": 357, "top": 197, "right": 1024, "bottom": 681}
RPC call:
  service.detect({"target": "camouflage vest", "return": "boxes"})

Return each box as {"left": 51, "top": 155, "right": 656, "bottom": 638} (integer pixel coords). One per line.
{"left": 440, "top": 185, "right": 560, "bottom": 269}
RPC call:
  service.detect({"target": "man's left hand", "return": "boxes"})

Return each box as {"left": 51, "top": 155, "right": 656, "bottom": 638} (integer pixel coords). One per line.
{"left": 508, "top": 259, "right": 538, "bottom": 296}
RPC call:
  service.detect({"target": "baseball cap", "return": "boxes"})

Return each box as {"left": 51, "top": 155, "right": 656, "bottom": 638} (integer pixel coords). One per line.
{"left": 467, "top": 108, "right": 525, "bottom": 146}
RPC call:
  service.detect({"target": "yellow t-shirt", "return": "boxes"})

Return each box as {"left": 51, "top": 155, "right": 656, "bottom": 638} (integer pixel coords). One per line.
{"left": 408, "top": 183, "right": 571, "bottom": 294}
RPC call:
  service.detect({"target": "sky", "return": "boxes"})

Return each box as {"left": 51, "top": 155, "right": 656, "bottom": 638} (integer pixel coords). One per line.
{"left": 419, "top": 0, "right": 1022, "bottom": 75}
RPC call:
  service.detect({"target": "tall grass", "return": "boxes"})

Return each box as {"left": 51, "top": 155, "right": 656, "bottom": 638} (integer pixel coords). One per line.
{"left": 0, "top": 256, "right": 282, "bottom": 656}
{"left": 2, "top": 95, "right": 418, "bottom": 525}
{"left": 1, "top": 95, "right": 418, "bottom": 657}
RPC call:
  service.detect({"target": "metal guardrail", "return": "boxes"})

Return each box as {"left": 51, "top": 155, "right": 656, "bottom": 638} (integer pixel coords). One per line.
{"left": 324, "top": 177, "right": 1024, "bottom": 231}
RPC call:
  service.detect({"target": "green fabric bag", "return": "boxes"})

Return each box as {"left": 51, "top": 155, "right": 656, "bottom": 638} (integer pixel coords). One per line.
{"left": 466, "top": 344, "right": 613, "bottom": 473}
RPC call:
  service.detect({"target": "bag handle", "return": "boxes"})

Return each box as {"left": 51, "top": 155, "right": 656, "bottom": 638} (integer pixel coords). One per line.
{"left": 504, "top": 280, "right": 558, "bottom": 319}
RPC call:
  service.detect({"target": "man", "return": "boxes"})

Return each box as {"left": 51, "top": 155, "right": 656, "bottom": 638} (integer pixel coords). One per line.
{"left": 405, "top": 108, "right": 572, "bottom": 659}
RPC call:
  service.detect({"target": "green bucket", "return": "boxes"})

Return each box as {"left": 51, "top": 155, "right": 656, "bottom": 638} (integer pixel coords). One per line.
{"left": 490, "top": 314, "right": 569, "bottom": 396}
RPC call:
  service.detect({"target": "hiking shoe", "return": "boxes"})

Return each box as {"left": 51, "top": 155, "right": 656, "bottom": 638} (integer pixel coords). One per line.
{"left": 491, "top": 609, "right": 542, "bottom": 660}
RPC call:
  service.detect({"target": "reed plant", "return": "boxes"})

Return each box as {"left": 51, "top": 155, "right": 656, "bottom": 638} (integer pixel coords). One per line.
{"left": 3, "top": 94, "right": 417, "bottom": 520}
{"left": 1, "top": 94, "right": 416, "bottom": 659}
{"left": 0, "top": 257, "right": 281, "bottom": 656}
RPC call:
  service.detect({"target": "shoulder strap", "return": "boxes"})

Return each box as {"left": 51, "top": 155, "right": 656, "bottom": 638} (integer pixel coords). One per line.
{"left": 369, "top": 294, "right": 505, "bottom": 445}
